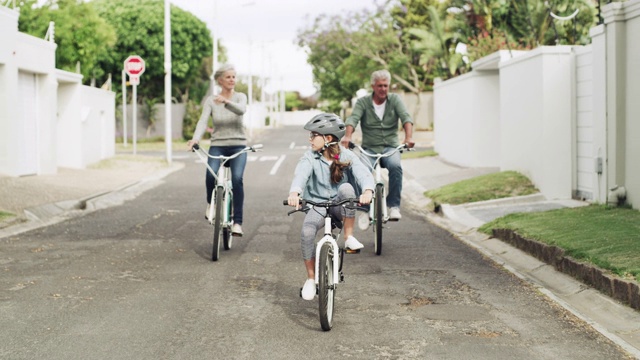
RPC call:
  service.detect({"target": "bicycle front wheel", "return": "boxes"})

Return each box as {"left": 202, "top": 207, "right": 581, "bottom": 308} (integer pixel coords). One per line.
{"left": 212, "top": 186, "right": 225, "bottom": 261}
{"left": 374, "top": 183, "right": 384, "bottom": 256}
{"left": 318, "top": 242, "right": 335, "bottom": 331}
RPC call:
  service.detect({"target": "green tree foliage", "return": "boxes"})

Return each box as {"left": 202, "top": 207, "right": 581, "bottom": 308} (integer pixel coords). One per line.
{"left": 91, "top": 0, "right": 213, "bottom": 103}
{"left": 18, "top": 0, "right": 116, "bottom": 84}
{"left": 297, "top": 4, "right": 432, "bottom": 112}
{"left": 451, "top": 0, "right": 597, "bottom": 51}
{"left": 405, "top": 5, "right": 469, "bottom": 78}
{"left": 297, "top": 12, "right": 374, "bottom": 108}
{"left": 284, "top": 92, "right": 304, "bottom": 111}
{"left": 299, "top": 0, "right": 599, "bottom": 105}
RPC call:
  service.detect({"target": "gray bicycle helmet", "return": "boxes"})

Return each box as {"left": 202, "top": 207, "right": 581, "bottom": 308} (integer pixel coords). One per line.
{"left": 304, "top": 113, "right": 346, "bottom": 140}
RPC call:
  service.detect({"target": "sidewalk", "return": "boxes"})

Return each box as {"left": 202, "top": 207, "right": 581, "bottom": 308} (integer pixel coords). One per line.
{"left": 0, "top": 153, "right": 183, "bottom": 237}
{"left": 1, "top": 132, "right": 639, "bottom": 357}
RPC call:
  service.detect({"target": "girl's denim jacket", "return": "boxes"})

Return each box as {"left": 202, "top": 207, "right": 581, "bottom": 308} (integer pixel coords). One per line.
{"left": 289, "top": 147, "right": 375, "bottom": 203}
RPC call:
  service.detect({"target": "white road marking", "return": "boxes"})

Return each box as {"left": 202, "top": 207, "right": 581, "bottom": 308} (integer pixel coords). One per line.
{"left": 259, "top": 155, "right": 280, "bottom": 161}
{"left": 270, "top": 155, "right": 286, "bottom": 175}
{"left": 289, "top": 142, "right": 309, "bottom": 150}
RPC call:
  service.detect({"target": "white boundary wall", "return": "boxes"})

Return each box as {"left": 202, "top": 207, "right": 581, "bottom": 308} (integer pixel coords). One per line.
{"left": 433, "top": 0, "right": 640, "bottom": 208}
{"left": 499, "top": 46, "right": 574, "bottom": 199}
{"left": 0, "top": 6, "right": 116, "bottom": 175}
{"left": 434, "top": 70, "right": 501, "bottom": 167}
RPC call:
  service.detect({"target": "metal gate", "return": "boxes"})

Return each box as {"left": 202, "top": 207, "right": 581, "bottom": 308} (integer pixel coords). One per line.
{"left": 574, "top": 46, "right": 595, "bottom": 200}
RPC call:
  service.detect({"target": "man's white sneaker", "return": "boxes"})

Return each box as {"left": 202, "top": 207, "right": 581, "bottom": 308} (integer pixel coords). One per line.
{"left": 344, "top": 236, "right": 364, "bottom": 250}
{"left": 358, "top": 212, "right": 370, "bottom": 230}
{"left": 301, "top": 279, "right": 316, "bottom": 300}
{"left": 389, "top": 207, "right": 402, "bottom": 221}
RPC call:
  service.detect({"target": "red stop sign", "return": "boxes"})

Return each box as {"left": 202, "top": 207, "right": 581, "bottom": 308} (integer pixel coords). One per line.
{"left": 124, "top": 55, "right": 145, "bottom": 77}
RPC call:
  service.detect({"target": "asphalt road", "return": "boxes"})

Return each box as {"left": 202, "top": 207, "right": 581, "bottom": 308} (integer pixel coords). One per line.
{"left": 0, "top": 127, "right": 633, "bottom": 359}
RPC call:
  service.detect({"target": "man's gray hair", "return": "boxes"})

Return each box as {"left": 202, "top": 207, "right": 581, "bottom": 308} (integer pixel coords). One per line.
{"left": 370, "top": 69, "right": 391, "bottom": 85}
{"left": 214, "top": 63, "right": 236, "bottom": 81}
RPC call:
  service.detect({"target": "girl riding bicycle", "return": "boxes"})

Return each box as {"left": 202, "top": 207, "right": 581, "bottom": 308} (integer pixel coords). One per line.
{"left": 287, "top": 113, "right": 375, "bottom": 300}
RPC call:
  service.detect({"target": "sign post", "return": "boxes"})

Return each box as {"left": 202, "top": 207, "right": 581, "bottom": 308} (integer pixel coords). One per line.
{"left": 123, "top": 55, "right": 145, "bottom": 155}
{"left": 121, "top": 69, "right": 127, "bottom": 147}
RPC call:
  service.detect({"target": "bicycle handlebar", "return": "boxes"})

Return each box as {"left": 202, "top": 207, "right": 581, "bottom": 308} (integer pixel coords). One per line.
{"left": 282, "top": 198, "right": 368, "bottom": 215}
{"left": 192, "top": 143, "right": 263, "bottom": 157}
{"left": 348, "top": 142, "right": 411, "bottom": 159}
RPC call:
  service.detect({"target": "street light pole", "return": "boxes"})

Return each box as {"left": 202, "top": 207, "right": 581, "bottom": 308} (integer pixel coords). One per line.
{"left": 164, "top": 0, "right": 172, "bottom": 164}
{"left": 211, "top": 0, "right": 218, "bottom": 96}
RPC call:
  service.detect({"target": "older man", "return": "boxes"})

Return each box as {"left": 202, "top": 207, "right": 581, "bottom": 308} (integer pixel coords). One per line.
{"left": 341, "top": 69, "right": 414, "bottom": 221}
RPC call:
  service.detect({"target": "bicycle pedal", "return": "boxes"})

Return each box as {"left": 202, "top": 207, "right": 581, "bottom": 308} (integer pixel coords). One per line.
{"left": 345, "top": 248, "right": 361, "bottom": 254}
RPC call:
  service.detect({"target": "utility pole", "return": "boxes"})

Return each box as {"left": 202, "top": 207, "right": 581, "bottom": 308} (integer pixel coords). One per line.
{"left": 164, "top": 0, "right": 172, "bottom": 164}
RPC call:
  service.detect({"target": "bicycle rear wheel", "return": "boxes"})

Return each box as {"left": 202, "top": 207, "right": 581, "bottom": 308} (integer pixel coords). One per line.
{"left": 212, "top": 186, "right": 224, "bottom": 261}
{"left": 374, "top": 183, "right": 384, "bottom": 256}
{"left": 223, "top": 192, "right": 233, "bottom": 250}
{"left": 318, "top": 242, "right": 335, "bottom": 331}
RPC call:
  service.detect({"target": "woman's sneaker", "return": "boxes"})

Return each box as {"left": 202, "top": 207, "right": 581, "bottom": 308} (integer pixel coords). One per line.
{"left": 301, "top": 279, "right": 316, "bottom": 300}
{"left": 205, "top": 203, "right": 215, "bottom": 221}
{"left": 344, "top": 236, "right": 364, "bottom": 251}
{"left": 231, "top": 223, "right": 243, "bottom": 236}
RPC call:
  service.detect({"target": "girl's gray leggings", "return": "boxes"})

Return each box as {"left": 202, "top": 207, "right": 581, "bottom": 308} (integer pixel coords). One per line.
{"left": 300, "top": 183, "right": 356, "bottom": 260}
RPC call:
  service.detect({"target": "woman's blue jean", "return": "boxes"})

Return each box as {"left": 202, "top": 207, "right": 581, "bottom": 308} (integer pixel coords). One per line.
{"left": 206, "top": 145, "right": 247, "bottom": 225}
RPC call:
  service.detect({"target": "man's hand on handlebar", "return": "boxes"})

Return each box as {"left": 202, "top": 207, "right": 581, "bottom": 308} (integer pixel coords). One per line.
{"left": 340, "top": 135, "right": 352, "bottom": 148}
{"left": 404, "top": 138, "right": 415, "bottom": 149}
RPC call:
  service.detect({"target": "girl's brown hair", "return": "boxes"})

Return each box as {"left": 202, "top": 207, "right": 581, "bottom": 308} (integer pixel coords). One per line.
{"left": 325, "top": 135, "right": 351, "bottom": 183}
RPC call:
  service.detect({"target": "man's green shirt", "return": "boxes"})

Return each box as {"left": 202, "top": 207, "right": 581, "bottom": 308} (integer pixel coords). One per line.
{"left": 345, "top": 93, "right": 413, "bottom": 154}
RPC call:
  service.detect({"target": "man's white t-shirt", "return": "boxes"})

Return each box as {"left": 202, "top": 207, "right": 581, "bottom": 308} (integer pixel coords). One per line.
{"left": 373, "top": 100, "right": 386, "bottom": 121}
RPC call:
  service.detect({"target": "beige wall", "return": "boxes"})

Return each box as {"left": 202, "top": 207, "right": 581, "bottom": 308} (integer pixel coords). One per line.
{"left": 395, "top": 91, "right": 434, "bottom": 130}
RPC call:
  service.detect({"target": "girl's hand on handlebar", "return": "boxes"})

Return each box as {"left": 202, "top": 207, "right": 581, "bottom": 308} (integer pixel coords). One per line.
{"left": 359, "top": 189, "right": 373, "bottom": 205}
{"left": 287, "top": 192, "right": 301, "bottom": 210}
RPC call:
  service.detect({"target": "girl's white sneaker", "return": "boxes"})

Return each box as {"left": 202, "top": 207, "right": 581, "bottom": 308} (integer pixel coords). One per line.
{"left": 301, "top": 279, "right": 316, "bottom": 300}
{"left": 344, "top": 236, "right": 364, "bottom": 250}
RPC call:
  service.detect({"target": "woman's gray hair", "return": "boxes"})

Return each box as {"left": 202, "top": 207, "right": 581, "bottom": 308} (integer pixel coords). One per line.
{"left": 370, "top": 69, "right": 391, "bottom": 85}
{"left": 214, "top": 63, "right": 236, "bottom": 81}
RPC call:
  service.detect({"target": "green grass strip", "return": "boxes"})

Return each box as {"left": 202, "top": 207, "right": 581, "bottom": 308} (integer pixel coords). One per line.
{"left": 0, "top": 211, "right": 16, "bottom": 222}
{"left": 424, "top": 170, "right": 538, "bottom": 205}
{"left": 479, "top": 205, "right": 640, "bottom": 281}
{"left": 401, "top": 149, "right": 438, "bottom": 160}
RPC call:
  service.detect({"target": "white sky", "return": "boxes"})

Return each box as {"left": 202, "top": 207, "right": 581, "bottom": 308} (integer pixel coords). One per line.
{"left": 169, "top": 0, "right": 380, "bottom": 97}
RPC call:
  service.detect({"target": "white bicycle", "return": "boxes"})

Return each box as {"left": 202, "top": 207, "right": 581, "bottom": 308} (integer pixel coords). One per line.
{"left": 350, "top": 143, "right": 411, "bottom": 255}
{"left": 192, "top": 143, "right": 263, "bottom": 261}
{"left": 284, "top": 198, "right": 366, "bottom": 331}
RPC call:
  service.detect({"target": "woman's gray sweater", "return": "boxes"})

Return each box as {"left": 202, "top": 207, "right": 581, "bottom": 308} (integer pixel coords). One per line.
{"left": 192, "top": 92, "right": 247, "bottom": 147}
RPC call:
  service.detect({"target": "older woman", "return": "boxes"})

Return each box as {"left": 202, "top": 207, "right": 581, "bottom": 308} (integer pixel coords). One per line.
{"left": 187, "top": 64, "right": 248, "bottom": 236}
